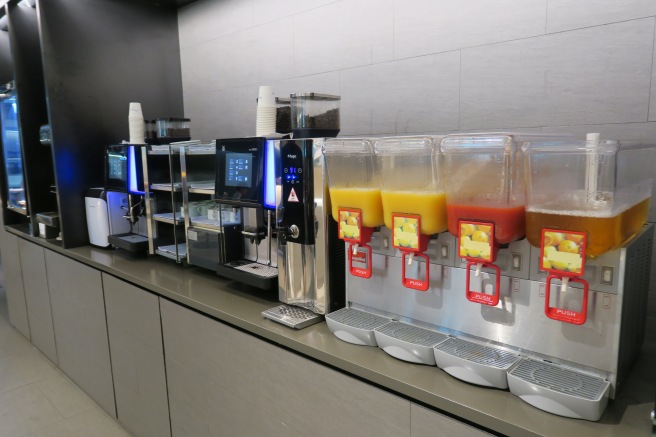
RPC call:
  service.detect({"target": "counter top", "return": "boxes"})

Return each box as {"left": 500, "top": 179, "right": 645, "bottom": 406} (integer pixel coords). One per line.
{"left": 7, "top": 226, "right": 656, "bottom": 437}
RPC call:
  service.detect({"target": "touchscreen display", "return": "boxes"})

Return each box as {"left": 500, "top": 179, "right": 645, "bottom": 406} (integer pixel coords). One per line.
{"left": 225, "top": 152, "right": 252, "bottom": 188}
{"left": 108, "top": 152, "right": 126, "bottom": 181}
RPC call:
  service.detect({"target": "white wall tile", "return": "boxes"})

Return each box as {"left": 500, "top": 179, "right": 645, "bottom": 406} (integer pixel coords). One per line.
{"left": 293, "top": 0, "right": 393, "bottom": 76}
{"left": 547, "top": 0, "right": 656, "bottom": 33}
{"left": 178, "top": 0, "right": 254, "bottom": 49}
{"left": 181, "top": 18, "right": 295, "bottom": 96}
{"left": 339, "top": 66, "right": 373, "bottom": 135}
{"left": 461, "top": 19, "right": 654, "bottom": 130}
{"left": 253, "top": 0, "right": 338, "bottom": 26}
{"left": 394, "top": 0, "right": 547, "bottom": 60}
{"left": 339, "top": 53, "right": 460, "bottom": 136}
{"left": 273, "top": 72, "right": 340, "bottom": 97}
{"left": 370, "top": 52, "right": 460, "bottom": 134}
{"left": 650, "top": 28, "right": 656, "bottom": 122}
{"left": 184, "top": 86, "right": 257, "bottom": 141}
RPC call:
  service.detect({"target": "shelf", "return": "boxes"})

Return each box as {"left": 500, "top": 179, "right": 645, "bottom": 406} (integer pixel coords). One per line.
{"left": 153, "top": 212, "right": 184, "bottom": 225}
{"left": 150, "top": 182, "right": 182, "bottom": 192}
{"left": 155, "top": 243, "right": 187, "bottom": 261}
{"left": 188, "top": 181, "right": 215, "bottom": 195}
{"left": 189, "top": 216, "right": 240, "bottom": 231}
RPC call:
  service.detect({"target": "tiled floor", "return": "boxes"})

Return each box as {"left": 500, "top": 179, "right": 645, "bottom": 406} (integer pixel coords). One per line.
{"left": 0, "top": 271, "right": 131, "bottom": 437}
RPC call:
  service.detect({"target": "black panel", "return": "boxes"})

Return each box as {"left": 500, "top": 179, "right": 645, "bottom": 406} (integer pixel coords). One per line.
{"left": 37, "top": 0, "right": 184, "bottom": 247}
{"left": 7, "top": 1, "right": 56, "bottom": 234}
{"left": 0, "top": 15, "right": 13, "bottom": 84}
{"left": 279, "top": 140, "right": 314, "bottom": 245}
{"left": 214, "top": 138, "right": 265, "bottom": 208}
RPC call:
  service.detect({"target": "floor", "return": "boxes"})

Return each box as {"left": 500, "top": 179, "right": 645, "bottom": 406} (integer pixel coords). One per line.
{"left": 0, "top": 268, "right": 131, "bottom": 437}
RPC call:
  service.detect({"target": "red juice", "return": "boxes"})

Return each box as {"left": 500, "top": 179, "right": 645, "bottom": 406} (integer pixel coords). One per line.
{"left": 447, "top": 204, "right": 526, "bottom": 244}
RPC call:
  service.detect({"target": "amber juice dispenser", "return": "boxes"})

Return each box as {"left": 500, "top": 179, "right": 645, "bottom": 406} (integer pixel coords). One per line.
{"left": 373, "top": 136, "right": 447, "bottom": 291}
{"left": 323, "top": 139, "right": 382, "bottom": 278}
{"left": 523, "top": 138, "right": 654, "bottom": 325}
{"left": 441, "top": 134, "right": 528, "bottom": 306}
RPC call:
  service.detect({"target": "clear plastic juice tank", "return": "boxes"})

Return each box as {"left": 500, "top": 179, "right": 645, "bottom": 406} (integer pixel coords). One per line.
{"left": 522, "top": 139, "right": 655, "bottom": 259}
{"left": 374, "top": 136, "right": 446, "bottom": 236}
{"left": 441, "top": 133, "right": 527, "bottom": 245}
{"left": 322, "top": 138, "right": 382, "bottom": 228}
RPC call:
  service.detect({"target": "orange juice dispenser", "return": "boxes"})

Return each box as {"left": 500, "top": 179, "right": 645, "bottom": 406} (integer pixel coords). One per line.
{"left": 373, "top": 136, "right": 446, "bottom": 291}
{"left": 441, "top": 134, "right": 527, "bottom": 306}
{"left": 322, "top": 139, "right": 382, "bottom": 278}
{"left": 523, "top": 136, "right": 655, "bottom": 325}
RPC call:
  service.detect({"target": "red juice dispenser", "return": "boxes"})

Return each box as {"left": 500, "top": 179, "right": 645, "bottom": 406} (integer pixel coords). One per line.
{"left": 441, "top": 134, "right": 528, "bottom": 306}
{"left": 523, "top": 136, "right": 655, "bottom": 325}
{"left": 322, "top": 139, "right": 382, "bottom": 278}
{"left": 373, "top": 136, "right": 447, "bottom": 291}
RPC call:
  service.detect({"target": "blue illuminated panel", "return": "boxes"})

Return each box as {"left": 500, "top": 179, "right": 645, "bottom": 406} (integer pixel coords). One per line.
{"left": 264, "top": 139, "right": 276, "bottom": 209}
{"left": 128, "top": 145, "right": 144, "bottom": 195}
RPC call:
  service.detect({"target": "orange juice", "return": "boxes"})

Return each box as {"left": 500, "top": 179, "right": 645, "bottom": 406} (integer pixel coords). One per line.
{"left": 329, "top": 187, "right": 384, "bottom": 228}
{"left": 381, "top": 191, "right": 447, "bottom": 235}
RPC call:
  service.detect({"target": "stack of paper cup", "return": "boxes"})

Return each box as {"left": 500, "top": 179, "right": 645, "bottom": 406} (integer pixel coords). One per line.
{"left": 128, "top": 102, "right": 145, "bottom": 144}
{"left": 256, "top": 86, "right": 276, "bottom": 137}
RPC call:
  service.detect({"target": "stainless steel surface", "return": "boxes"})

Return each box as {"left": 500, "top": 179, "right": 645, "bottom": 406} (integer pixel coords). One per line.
{"left": 142, "top": 147, "right": 155, "bottom": 255}
{"left": 227, "top": 261, "right": 277, "bottom": 278}
{"left": 262, "top": 304, "right": 323, "bottom": 329}
{"left": 347, "top": 225, "right": 653, "bottom": 400}
{"left": 7, "top": 229, "right": 655, "bottom": 437}
{"left": 277, "top": 139, "right": 337, "bottom": 315}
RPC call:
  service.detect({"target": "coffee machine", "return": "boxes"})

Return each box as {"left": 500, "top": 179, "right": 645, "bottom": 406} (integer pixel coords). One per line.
{"left": 212, "top": 137, "right": 278, "bottom": 290}
{"left": 262, "top": 138, "right": 345, "bottom": 329}
{"left": 103, "top": 144, "right": 149, "bottom": 252}
{"left": 325, "top": 134, "right": 654, "bottom": 422}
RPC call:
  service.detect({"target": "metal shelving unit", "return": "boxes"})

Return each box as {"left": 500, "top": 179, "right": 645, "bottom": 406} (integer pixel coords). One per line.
{"left": 142, "top": 145, "right": 186, "bottom": 263}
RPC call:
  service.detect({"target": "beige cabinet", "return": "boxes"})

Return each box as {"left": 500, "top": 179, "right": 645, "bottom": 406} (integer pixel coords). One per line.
{"left": 103, "top": 273, "right": 170, "bottom": 437}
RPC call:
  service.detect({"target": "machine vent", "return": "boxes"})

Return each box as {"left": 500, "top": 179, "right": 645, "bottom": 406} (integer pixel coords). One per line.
{"left": 326, "top": 307, "right": 390, "bottom": 331}
{"left": 375, "top": 321, "right": 447, "bottom": 347}
{"left": 508, "top": 359, "right": 608, "bottom": 401}
{"left": 435, "top": 338, "right": 519, "bottom": 369}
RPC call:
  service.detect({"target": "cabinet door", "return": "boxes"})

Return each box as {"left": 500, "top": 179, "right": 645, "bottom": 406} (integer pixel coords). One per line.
{"left": 161, "top": 299, "right": 410, "bottom": 437}
{"left": 103, "top": 273, "right": 170, "bottom": 437}
{"left": 18, "top": 238, "right": 57, "bottom": 363}
{"left": 44, "top": 249, "right": 116, "bottom": 418}
{"left": 0, "top": 233, "right": 30, "bottom": 339}
{"left": 411, "top": 404, "right": 491, "bottom": 437}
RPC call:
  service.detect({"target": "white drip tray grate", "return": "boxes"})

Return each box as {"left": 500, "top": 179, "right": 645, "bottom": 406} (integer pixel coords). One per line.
{"left": 508, "top": 359, "right": 608, "bottom": 400}
{"left": 375, "top": 321, "right": 447, "bottom": 347}
{"left": 326, "top": 308, "right": 390, "bottom": 331}
{"left": 435, "top": 338, "right": 519, "bottom": 369}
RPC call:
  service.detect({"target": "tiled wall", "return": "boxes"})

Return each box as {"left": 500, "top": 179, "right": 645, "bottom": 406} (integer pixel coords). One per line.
{"left": 178, "top": 0, "right": 656, "bottom": 318}
{"left": 178, "top": 0, "right": 656, "bottom": 142}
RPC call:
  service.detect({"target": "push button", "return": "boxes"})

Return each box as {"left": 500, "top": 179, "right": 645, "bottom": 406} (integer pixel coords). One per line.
{"left": 601, "top": 267, "right": 613, "bottom": 285}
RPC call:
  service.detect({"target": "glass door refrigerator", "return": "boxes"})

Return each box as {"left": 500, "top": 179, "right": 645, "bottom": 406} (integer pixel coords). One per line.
{"left": 0, "top": 81, "right": 27, "bottom": 215}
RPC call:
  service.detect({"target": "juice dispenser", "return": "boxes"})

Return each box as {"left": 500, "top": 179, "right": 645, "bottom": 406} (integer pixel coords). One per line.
{"left": 373, "top": 136, "right": 446, "bottom": 291}
{"left": 523, "top": 137, "right": 654, "bottom": 326}
{"left": 323, "top": 138, "right": 382, "bottom": 278}
{"left": 441, "top": 134, "right": 528, "bottom": 306}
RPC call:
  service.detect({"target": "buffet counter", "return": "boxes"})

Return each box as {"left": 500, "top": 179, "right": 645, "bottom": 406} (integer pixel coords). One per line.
{"left": 5, "top": 225, "right": 655, "bottom": 437}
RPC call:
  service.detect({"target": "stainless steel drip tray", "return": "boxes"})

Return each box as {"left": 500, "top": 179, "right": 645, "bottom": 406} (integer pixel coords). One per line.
{"left": 325, "top": 307, "right": 392, "bottom": 346}
{"left": 507, "top": 358, "right": 610, "bottom": 421}
{"left": 374, "top": 321, "right": 448, "bottom": 365}
{"left": 433, "top": 337, "right": 520, "bottom": 389}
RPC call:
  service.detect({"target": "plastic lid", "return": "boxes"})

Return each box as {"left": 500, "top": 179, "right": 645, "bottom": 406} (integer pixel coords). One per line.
{"left": 322, "top": 138, "right": 373, "bottom": 155}
{"left": 440, "top": 133, "right": 519, "bottom": 154}
{"left": 290, "top": 93, "right": 341, "bottom": 101}
{"left": 373, "top": 136, "right": 435, "bottom": 155}
{"left": 521, "top": 140, "right": 624, "bottom": 155}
